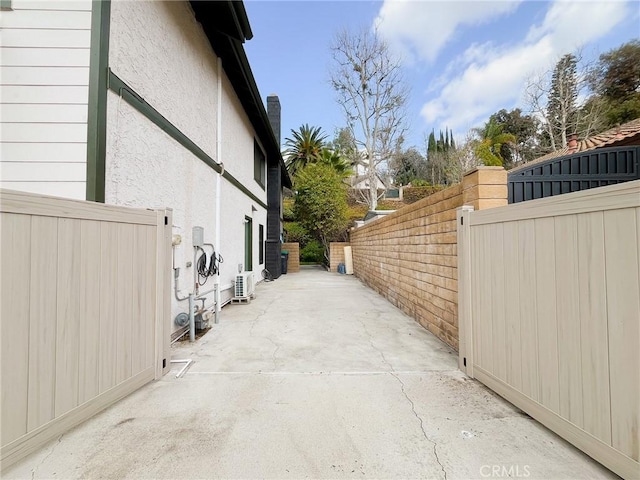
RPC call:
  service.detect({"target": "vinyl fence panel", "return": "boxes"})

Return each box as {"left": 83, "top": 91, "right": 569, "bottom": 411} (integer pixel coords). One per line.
{"left": 0, "top": 189, "right": 171, "bottom": 470}
{"left": 458, "top": 180, "right": 640, "bottom": 479}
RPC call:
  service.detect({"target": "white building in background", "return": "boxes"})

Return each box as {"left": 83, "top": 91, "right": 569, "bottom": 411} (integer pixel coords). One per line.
{"left": 0, "top": 0, "right": 291, "bottom": 334}
{"left": 347, "top": 150, "right": 389, "bottom": 191}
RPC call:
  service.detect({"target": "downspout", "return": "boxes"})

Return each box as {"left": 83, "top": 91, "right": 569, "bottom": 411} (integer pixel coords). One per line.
{"left": 188, "top": 293, "right": 195, "bottom": 342}
{"left": 190, "top": 246, "right": 198, "bottom": 342}
{"left": 215, "top": 56, "right": 222, "bottom": 324}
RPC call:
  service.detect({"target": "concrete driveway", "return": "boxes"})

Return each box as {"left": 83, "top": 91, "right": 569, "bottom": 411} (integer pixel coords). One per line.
{"left": 4, "top": 266, "right": 615, "bottom": 479}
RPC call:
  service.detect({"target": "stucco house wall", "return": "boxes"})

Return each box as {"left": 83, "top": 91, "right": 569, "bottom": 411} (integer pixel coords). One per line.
{"left": 0, "top": 0, "right": 92, "bottom": 199}
{"left": 218, "top": 182, "right": 267, "bottom": 303}
{"left": 105, "top": 0, "right": 269, "bottom": 328}
{"left": 107, "top": 1, "right": 218, "bottom": 158}
{"left": 1, "top": 0, "right": 286, "bottom": 333}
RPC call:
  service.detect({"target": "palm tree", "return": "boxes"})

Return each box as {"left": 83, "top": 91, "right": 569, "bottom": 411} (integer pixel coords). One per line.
{"left": 319, "top": 147, "right": 353, "bottom": 178}
{"left": 284, "top": 124, "right": 327, "bottom": 177}
{"left": 473, "top": 119, "right": 516, "bottom": 166}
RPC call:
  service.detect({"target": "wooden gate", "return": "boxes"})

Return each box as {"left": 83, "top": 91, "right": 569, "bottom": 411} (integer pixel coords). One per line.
{"left": 1, "top": 189, "right": 172, "bottom": 470}
{"left": 457, "top": 181, "right": 640, "bottom": 479}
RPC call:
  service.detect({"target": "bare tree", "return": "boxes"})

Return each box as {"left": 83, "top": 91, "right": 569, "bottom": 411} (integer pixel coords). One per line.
{"left": 448, "top": 132, "right": 482, "bottom": 183}
{"left": 525, "top": 51, "right": 605, "bottom": 152}
{"left": 330, "top": 27, "right": 408, "bottom": 210}
{"left": 525, "top": 71, "right": 558, "bottom": 151}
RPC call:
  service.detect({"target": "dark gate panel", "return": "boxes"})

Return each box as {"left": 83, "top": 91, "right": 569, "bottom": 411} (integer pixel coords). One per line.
{"left": 508, "top": 146, "right": 640, "bottom": 203}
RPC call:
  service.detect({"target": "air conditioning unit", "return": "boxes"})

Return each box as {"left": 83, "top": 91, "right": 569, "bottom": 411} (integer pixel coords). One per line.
{"left": 235, "top": 272, "right": 254, "bottom": 299}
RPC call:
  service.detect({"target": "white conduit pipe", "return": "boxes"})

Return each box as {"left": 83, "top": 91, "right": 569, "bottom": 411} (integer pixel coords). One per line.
{"left": 170, "top": 359, "right": 194, "bottom": 378}
{"left": 188, "top": 293, "right": 195, "bottom": 342}
{"left": 189, "top": 246, "right": 198, "bottom": 342}
{"left": 215, "top": 56, "right": 222, "bottom": 324}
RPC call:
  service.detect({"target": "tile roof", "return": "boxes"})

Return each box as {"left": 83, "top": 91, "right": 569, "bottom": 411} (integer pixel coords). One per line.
{"left": 511, "top": 117, "right": 640, "bottom": 172}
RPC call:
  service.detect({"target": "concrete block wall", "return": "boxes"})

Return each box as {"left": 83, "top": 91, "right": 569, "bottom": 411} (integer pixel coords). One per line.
{"left": 281, "top": 242, "right": 300, "bottom": 273}
{"left": 349, "top": 167, "right": 507, "bottom": 349}
{"left": 330, "top": 242, "right": 351, "bottom": 272}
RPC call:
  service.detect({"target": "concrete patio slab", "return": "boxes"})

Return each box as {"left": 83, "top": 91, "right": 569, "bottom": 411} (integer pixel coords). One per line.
{"left": 3, "top": 266, "right": 616, "bottom": 479}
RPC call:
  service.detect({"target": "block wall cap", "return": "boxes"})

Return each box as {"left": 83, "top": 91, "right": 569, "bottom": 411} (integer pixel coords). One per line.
{"left": 463, "top": 166, "right": 506, "bottom": 176}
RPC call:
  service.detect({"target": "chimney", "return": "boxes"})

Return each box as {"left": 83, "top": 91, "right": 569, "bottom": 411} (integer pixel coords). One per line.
{"left": 567, "top": 133, "right": 578, "bottom": 153}
{"left": 267, "top": 94, "right": 281, "bottom": 149}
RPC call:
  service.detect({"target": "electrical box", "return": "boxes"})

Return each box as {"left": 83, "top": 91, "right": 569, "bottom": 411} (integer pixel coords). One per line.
{"left": 192, "top": 226, "right": 204, "bottom": 247}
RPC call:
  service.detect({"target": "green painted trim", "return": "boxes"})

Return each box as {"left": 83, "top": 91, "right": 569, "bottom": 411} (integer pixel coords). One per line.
{"left": 0, "top": 0, "right": 12, "bottom": 10}
{"left": 86, "top": 0, "right": 111, "bottom": 202}
{"left": 223, "top": 171, "right": 267, "bottom": 211}
{"left": 107, "top": 69, "right": 268, "bottom": 210}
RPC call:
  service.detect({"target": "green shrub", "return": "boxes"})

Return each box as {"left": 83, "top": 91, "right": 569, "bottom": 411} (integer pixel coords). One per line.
{"left": 300, "top": 240, "right": 324, "bottom": 263}
{"left": 403, "top": 185, "right": 444, "bottom": 203}
{"left": 283, "top": 198, "right": 295, "bottom": 221}
{"left": 284, "top": 222, "right": 310, "bottom": 244}
{"left": 347, "top": 204, "right": 368, "bottom": 221}
{"left": 294, "top": 163, "right": 349, "bottom": 245}
{"left": 411, "top": 179, "right": 432, "bottom": 187}
{"left": 376, "top": 200, "right": 399, "bottom": 210}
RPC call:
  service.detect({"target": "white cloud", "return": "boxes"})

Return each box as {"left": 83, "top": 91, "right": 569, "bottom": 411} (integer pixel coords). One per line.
{"left": 421, "top": 39, "right": 554, "bottom": 128}
{"left": 418, "top": 0, "right": 629, "bottom": 134}
{"left": 375, "top": 0, "right": 521, "bottom": 64}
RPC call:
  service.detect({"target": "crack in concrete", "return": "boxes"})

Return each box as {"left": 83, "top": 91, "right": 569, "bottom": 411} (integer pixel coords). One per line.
{"left": 267, "top": 337, "right": 281, "bottom": 372}
{"left": 248, "top": 308, "right": 268, "bottom": 338}
{"left": 391, "top": 371, "right": 448, "bottom": 480}
{"left": 356, "top": 314, "right": 390, "bottom": 368}
{"left": 248, "top": 295, "right": 282, "bottom": 371}
{"left": 31, "top": 434, "right": 63, "bottom": 480}
{"left": 253, "top": 331, "right": 281, "bottom": 372}
{"left": 248, "top": 294, "right": 281, "bottom": 338}
{"left": 358, "top": 314, "right": 448, "bottom": 480}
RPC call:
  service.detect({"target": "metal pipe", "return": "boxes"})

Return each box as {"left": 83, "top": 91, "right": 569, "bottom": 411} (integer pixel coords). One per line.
{"left": 171, "top": 328, "right": 188, "bottom": 345}
{"left": 195, "top": 286, "right": 216, "bottom": 299}
{"left": 188, "top": 293, "right": 195, "bottom": 342}
{"left": 220, "top": 291, "right": 232, "bottom": 309}
{"left": 214, "top": 283, "right": 219, "bottom": 324}
{"left": 193, "top": 246, "right": 199, "bottom": 297}
{"left": 215, "top": 56, "right": 222, "bottom": 325}
{"left": 170, "top": 359, "right": 193, "bottom": 378}
{"left": 174, "top": 266, "right": 189, "bottom": 302}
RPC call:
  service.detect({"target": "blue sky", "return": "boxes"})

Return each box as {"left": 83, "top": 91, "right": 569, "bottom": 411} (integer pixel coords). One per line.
{"left": 244, "top": 1, "right": 640, "bottom": 150}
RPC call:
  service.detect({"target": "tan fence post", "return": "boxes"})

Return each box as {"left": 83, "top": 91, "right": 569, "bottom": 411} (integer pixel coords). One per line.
{"left": 458, "top": 165, "right": 506, "bottom": 375}
{"left": 155, "top": 208, "right": 172, "bottom": 379}
{"left": 457, "top": 205, "right": 474, "bottom": 377}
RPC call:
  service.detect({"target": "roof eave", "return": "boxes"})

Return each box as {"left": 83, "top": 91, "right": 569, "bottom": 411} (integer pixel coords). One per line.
{"left": 189, "top": 0, "right": 291, "bottom": 189}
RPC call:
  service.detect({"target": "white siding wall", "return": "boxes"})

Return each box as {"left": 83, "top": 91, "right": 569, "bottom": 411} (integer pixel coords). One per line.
{"left": 106, "top": 0, "right": 268, "bottom": 329}
{"left": 0, "top": 0, "right": 92, "bottom": 199}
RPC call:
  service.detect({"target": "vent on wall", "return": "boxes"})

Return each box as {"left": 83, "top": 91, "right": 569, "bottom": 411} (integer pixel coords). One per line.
{"left": 235, "top": 272, "right": 254, "bottom": 299}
